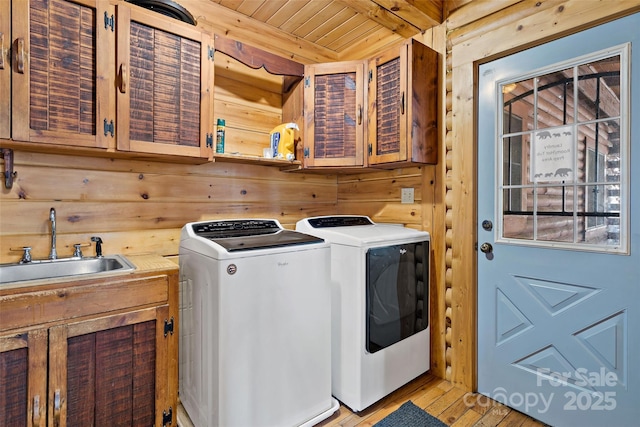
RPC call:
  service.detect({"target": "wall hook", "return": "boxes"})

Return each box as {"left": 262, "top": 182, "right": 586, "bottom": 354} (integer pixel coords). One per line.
{"left": 1, "top": 148, "right": 17, "bottom": 189}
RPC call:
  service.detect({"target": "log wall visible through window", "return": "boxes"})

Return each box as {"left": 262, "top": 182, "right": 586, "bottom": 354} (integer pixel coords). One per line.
{"left": 500, "top": 54, "right": 623, "bottom": 249}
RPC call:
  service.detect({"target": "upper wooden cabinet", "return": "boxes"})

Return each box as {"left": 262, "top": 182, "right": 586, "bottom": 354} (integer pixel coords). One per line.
{"left": 301, "top": 40, "right": 438, "bottom": 170}
{"left": 303, "top": 61, "right": 366, "bottom": 168}
{"left": 116, "top": 5, "right": 213, "bottom": 159}
{"left": 2, "top": 0, "right": 212, "bottom": 161}
{"left": 6, "top": 0, "right": 115, "bottom": 148}
{"left": 367, "top": 39, "right": 438, "bottom": 167}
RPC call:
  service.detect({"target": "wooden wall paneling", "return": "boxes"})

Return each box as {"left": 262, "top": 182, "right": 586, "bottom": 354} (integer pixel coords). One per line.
{"left": 0, "top": 166, "right": 337, "bottom": 206}
{"left": 213, "top": 53, "right": 293, "bottom": 157}
{"left": 0, "top": 201, "right": 338, "bottom": 262}
{"left": 336, "top": 202, "right": 422, "bottom": 226}
{"left": 414, "top": 25, "right": 447, "bottom": 380}
{"left": 449, "top": 61, "right": 477, "bottom": 391}
{"left": 336, "top": 167, "right": 424, "bottom": 228}
{"left": 446, "top": 0, "right": 640, "bottom": 392}
{"left": 433, "top": 24, "right": 449, "bottom": 382}
{"left": 451, "top": 0, "right": 640, "bottom": 67}
{"left": 337, "top": 170, "right": 423, "bottom": 202}
{"left": 0, "top": 151, "right": 338, "bottom": 263}
{"left": 445, "top": 0, "right": 522, "bottom": 32}
{"left": 281, "top": 79, "right": 305, "bottom": 159}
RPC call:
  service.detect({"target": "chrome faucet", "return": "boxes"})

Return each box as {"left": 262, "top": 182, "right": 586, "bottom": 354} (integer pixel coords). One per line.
{"left": 49, "top": 207, "right": 57, "bottom": 260}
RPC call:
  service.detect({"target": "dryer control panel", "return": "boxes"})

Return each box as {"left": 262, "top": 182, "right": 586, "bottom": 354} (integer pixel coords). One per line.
{"left": 306, "top": 216, "right": 374, "bottom": 228}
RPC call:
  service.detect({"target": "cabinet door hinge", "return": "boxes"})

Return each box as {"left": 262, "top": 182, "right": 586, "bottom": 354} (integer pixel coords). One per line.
{"left": 162, "top": 407, "right": 173, "bottom": 426}
{"left": 303, "top": 147, "right": 309, "bottom": 158}
{"left": 103, "top": 119, "right": 114, "bottom": 137}
{"left": 206, "top": 133, "right": 213, "bottom": 148}
{"left": 208, "top": 46, "right": 214, "bottom": 61}
{"left": 104, "top": 12, "right": 114, "bottom": 32}
{"left": 368, "top": 143, "right": 372, "bottom": 156}
{"left": 368, "top": 69, "right": 372, "bottom": 84}
{"left": 304, "top": 76, "right": 310, "bottom": 88}
{"left": 164, "top": 317, "right": 174, "bottom": 337}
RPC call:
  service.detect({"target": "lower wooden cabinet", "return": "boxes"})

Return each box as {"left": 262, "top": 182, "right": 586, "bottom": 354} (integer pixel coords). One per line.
{"left": 0, "top": 271, "right": 178, "bottom": 427}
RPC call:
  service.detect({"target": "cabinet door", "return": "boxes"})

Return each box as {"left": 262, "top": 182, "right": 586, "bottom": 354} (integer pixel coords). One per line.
{"left": 48, "top": 306, "right": 174, "bottom": 427}
{"left": 116, "top": 5, "right": 213, "bottom": 160}
{"left": 368, "top": 40, "right": 438, "bottom": 166}
{"left": 303, "top": 61, "right": 365, "bottom": 167}
{"left": 0, "top": 0, "right": 10, "bottom": 139}
{"left": 0, "top": 330, "right": 48, "bottom": 427}
{"left": 11, "top": 0, "right": 115, "bottom": 148}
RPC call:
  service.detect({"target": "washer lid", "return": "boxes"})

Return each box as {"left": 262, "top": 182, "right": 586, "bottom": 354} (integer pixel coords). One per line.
{"left": 191, "top": 219, "right": 324, "bottom": 252}
{"left": 296, "top": 216, "right": 430, "bottom": 246}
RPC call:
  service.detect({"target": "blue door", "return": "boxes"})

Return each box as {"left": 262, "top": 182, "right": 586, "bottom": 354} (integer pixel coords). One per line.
{"left": 477, "top": 14, "right": 640, "bottom": 426}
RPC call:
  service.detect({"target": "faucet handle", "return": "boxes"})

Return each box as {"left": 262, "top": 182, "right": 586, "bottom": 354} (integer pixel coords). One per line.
{"left": 73, "top": 243, "right": 90, "bottom": 258}
{"left": 10, "top": 246, "right": 32, "bottom": 263}
{"left": 90, "top": 236, "right": 103, "bottom": 257}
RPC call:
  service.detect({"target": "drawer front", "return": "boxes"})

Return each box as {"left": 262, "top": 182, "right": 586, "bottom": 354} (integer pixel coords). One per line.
{"left": 0, "top": 275, "right": 169, "bottom": 331}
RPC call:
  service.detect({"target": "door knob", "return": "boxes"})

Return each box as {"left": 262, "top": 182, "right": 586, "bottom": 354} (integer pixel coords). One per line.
{"left": 480, "top": 242, "right": 493, "bottom": 253}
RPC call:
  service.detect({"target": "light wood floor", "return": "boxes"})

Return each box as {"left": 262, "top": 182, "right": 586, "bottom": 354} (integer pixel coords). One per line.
{"left": 177, "top": 372, "right": 548, "bottom": 427}
{"left": 315, "top": 372, "right": 548, "bottom": 427}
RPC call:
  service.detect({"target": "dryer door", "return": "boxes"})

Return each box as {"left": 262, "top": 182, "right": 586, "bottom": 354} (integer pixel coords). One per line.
{"left": 365, "top": 240, "right": 429, "bottom": 353}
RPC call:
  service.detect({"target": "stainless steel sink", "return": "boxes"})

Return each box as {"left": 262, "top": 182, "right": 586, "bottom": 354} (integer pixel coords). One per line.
{"left": 0, "top": 255, "right": 136, "bottom": 284}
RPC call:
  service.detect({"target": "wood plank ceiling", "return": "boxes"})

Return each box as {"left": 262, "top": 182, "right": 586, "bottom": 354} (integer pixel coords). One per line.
{"left": 206, "top": 0, "right": 444, "bottom": 56}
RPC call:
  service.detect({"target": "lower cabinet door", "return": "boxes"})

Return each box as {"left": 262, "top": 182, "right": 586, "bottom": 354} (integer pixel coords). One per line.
{"left": 49, "top": 306, "right": 171, "bottom": 427}
{"left": 0, "top": 329, "right": 48, "bottom": 427}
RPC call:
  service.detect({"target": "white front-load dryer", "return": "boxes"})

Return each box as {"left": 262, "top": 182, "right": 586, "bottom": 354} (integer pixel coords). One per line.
{"left": 296, "top": 215, "right": 430, "bottom": 412}
{"left": 179, "top": 219, "right": 338, "bottom": 427}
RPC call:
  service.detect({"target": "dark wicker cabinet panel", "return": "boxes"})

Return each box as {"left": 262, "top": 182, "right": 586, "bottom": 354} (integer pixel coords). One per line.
{"left": 374, "top": 57, "right": 402, "bottom": 156}
{"left": 0, "top": 330, "right": 47, "bottom": 427}
{"left": 66, "top": 321, "right": 156, "bottom": 427}
{"left": 0, "top": 346, "right": 28, "bottom": 427}
{"left": 29, "top": 0, "right": 96, "bottom": 135}
{"left": 128, "top": 23, "right": 200, "bottom": 147}
{"left": 312, "top": 73, "right": 358, "bottom": 159}
{"left": 116, "top": 5, "right": 212, "bottom": 160}
{"left": 368, "top": 39, "right": 439, "bottom": 167}
{"left": 303, "top": 61, "right": 365, "bottom": 167}
{"left": 9, "top": 0, "right": 113, "bottom": 148}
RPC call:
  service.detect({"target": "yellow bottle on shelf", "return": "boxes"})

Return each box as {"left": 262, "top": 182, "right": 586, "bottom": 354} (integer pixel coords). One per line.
{"left": 270, "top": 123, "right": 299, "bottom": 160}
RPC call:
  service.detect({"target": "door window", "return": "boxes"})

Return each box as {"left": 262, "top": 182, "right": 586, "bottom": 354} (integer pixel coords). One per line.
{"left": 498, "top": 46, "right": 628, "bottom": 253}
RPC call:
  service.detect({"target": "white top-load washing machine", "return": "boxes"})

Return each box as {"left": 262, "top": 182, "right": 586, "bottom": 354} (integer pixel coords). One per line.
{"left": 296, "top": 215, "right": 430, "bottom": 412}
{"left": 179, "top": 219, "right": 339, "bottom": 427}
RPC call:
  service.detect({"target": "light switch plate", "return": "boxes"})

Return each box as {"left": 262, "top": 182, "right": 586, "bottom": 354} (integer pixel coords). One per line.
{"left": 401, "top": 188, "right": 414, "bottom": 204}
